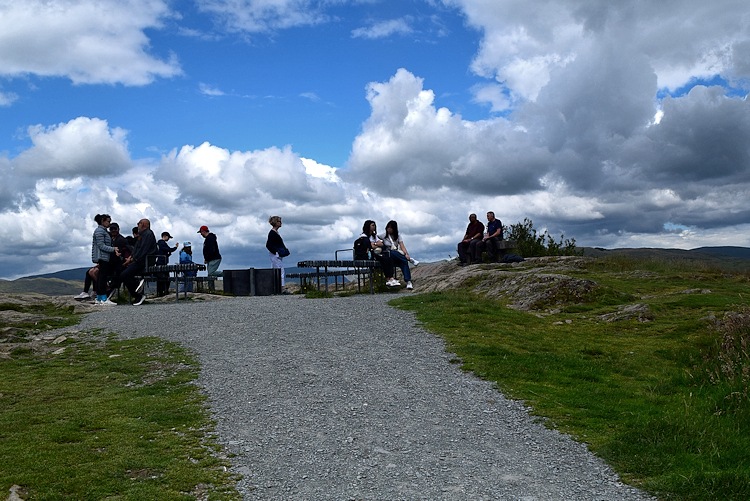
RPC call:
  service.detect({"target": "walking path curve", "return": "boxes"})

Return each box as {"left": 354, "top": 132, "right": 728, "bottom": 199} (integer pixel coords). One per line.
{"left": 79, "top": 294, "right": 653, "bottom": 500}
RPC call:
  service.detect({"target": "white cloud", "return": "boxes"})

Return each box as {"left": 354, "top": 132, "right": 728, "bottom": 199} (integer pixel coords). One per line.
{"left": 197, "top": 0, "right": 332, "bottom": 33}
{"left": 199, "top": 83, "right": 226, "bottom": 96}
{"left": 15, "top": 117, "right": 131, "bottom": 178}
{"left": 0, "top": 0, "right": 181, "bottom": 85}
{"left": 0, "top": 90, "right": 18, "bottom": 106}
{"left": 447, "top": 0, "right": 750, "bottom": 99}
{"left": 351, "top": 18, "right": 413, "bottom": 39}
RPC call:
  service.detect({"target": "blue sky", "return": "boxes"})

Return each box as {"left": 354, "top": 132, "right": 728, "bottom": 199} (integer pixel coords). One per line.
{"left": 1, "top": 0, "right": 750, "bottom": 279}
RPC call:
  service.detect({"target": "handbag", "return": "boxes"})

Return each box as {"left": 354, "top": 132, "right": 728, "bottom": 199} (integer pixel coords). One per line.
{"left": 277, "top": 246, "right": 290, "bottom": 258}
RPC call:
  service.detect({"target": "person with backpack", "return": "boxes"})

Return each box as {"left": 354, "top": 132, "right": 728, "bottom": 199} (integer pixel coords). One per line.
{"left": 359, "top": 220, "right": 399, "bottom": 288}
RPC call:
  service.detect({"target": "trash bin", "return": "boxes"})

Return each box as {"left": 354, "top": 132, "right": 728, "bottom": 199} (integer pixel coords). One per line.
{"left": 223, "top": 268, "right": 281, "bottom": 296}
{"left": 223, "top": 269, "right": 252, "bottom": 296}
{"left": 254, "top": 268, "right": 281, "bottom": 296}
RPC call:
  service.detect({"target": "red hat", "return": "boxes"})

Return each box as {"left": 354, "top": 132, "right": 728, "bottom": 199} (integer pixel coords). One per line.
{"left": 197, "top": 225, "right": 209, "bottom": 233}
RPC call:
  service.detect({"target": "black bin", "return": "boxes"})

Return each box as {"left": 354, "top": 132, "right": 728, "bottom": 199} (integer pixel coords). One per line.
{"left": 254, "top": 268, "right": 282, "bottom": 296}
{"left": 223, "top": 269, "right": 252, "bottom": 296}
{"left": 223, "top": 268, "right": 281, "bottom": 296}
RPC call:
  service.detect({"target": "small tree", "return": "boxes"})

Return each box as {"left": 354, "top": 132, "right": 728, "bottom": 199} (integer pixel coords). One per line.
{"left": 506, "top": 218, "right": 580, "bottom": 257}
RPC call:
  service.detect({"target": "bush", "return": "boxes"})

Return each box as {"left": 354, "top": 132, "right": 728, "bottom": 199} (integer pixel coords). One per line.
{"left": 506, "top": 218, "right": 580, "bottom": 257}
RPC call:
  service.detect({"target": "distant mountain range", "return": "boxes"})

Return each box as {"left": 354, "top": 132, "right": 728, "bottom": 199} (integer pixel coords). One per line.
{"left": 581, "top": 245, "right": 750, "bottom": 261}
{"left": 3, "top": 247, "right": 749, "bottom": 296}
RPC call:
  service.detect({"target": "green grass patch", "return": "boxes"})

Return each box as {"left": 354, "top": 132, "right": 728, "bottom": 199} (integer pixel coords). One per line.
{"left": 393, "top": 257, "right": 750, "bottom": 500}
{"left": 0, "top": 333, "right": 239, "bottom": 500}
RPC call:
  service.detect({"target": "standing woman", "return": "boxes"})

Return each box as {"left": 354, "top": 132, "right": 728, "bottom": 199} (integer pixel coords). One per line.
{"left": 266, "top": 215, "right": 290, "bottom": 291}
{"left": 91, "top": 214, "right": 120, "bottom": 305}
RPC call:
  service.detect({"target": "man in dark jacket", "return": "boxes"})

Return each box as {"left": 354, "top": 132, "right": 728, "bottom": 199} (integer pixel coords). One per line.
{"left": 456, "top": 213, "right": 485, "bottom": 265}
{"left": 118, "top": 218, "right": 158, "bottom": 305}
{"left": 155, "top": 231, "right": 178, "bottom": 297}
{"left": 197, "top": 225, "right": 222, "bottom": 277}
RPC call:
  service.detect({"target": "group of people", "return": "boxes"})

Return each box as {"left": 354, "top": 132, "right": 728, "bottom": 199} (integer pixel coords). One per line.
{"left": 81, "top": 214, "right": 223, "bottom": 305}
{"left": 358, "top": 219, "right": 419, "bottom": 290}
{"left": 456, "top": 211, "right": 504, "bottom": 265}
{"left": 80, "top": 212, "right": 430, "bottom": 302}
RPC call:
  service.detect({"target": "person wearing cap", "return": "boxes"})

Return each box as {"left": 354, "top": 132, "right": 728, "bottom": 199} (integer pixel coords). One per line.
{"left": 155, "top": 231, "right": 178, "bottom": 297}
{"left": 179, "top": 241, "right": 196, "bottom": 292}
{"left": 108, "top": 222, "right": 132, "bottom": 293}
{"left": 197, "top": 225, "right": 222, "bottom": 277}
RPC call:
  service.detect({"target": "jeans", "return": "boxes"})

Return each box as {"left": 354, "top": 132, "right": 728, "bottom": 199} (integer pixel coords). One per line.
{"left": 389, "top": 250, "right": 412, "bottom": 281}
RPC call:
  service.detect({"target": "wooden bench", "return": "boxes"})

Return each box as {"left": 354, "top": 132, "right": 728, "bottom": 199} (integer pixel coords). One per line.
{"left": 142, "top": 262, "right": 208, "bottom": 299}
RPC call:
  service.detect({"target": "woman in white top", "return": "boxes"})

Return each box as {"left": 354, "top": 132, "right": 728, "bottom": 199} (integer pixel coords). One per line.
{"left": 378, "top": 220, "right": 414, "bottom": 290}
{"left": 361, "top": 220, "right": 399, "bottom": 288}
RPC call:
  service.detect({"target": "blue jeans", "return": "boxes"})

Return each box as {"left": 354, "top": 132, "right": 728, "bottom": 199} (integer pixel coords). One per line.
{"left": 390, "top": 251, "right": 412, "bottom": 281}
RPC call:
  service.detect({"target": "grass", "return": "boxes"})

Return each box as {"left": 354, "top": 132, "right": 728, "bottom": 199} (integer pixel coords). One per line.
{"left": 0, "top": 326, "right": 239, "bottom": 500}
{"left": 392, "top": 256, "right": 750, "bottom": 501}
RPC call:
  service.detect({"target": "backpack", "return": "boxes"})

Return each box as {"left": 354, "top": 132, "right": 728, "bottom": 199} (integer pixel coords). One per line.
{"left": 353, "top": 236, "right": 372, "bottom": 260}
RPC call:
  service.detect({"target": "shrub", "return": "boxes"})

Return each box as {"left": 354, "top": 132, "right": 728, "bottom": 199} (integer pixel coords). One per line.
{"left": 506, "top": 218, "right": 580, "bottom": 257}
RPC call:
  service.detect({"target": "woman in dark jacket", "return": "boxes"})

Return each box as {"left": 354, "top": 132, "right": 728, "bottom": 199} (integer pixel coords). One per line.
{"left": 266, "top": 215, "right": 289, "bottom": 289}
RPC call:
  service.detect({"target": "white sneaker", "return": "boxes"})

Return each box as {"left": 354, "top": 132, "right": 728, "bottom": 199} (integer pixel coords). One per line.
{"left": 98, "top": 299, "right": 117, "bottom": 306}
{"left": 74, "top": 292, "right": 90, "bottom": 300}
{"left": 406, "top": 281, "right": 413, "bottom": 290}
{"left": 135, "top": 278, "right": 145, "bottom": 294}
{"left": 409, "top": 258, "right": 419, "bottom": 266}
{"left": 386, "top": 278, "right": 400, "bottom": 287}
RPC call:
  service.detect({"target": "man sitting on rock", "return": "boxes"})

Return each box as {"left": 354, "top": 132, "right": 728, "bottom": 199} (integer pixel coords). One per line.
{"left": 479, "top": 211, "right": 504, "bottom": 262}
{"left": 456, "top": 213, "right": 485, "bottom": 265}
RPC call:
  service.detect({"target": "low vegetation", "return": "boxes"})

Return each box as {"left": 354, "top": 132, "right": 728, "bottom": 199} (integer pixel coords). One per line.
{"left": 393, "top": 254, "right": 750, "bottom": 500}
{"left": 0, "top": 301, "right": 239, "bottom": 500}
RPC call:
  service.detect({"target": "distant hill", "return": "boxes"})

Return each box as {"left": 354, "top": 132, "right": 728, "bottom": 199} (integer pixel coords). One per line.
{"left": 28, "top": 267, "right": 91, "bottom": 282}
{"left": 580, "top": 246, "right": 750, "bottom": 272}
{"left": 690, "top": 246, "right": 750, "bottom": 259}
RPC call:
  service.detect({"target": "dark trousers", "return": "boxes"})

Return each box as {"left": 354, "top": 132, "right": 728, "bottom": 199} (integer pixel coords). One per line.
{"left": 156, "top": 273, "right": 169, "bottom": 296}
{"left": 374, "top": 251, "right": 395, "bottom": 279}
{"left": 95, "top": 260, "right": 112, "bottom": 296}
{"left": 119, "top": 261, "right": 146, "bottom": 297}
{"left": 482, "top": 237, "right": 503, "bottom": 261}
{"left": 457, "top": 238, "right": 482, "bottom": 263}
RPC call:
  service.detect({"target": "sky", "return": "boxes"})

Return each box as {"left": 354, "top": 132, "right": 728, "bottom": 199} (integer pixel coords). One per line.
{"left": 1, "top": 0, "right": 750, "bottom": 280}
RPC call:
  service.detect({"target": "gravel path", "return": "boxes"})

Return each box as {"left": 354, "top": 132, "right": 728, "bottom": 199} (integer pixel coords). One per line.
{"left": 78, "top": 295, "right": 654, "bottom": 500}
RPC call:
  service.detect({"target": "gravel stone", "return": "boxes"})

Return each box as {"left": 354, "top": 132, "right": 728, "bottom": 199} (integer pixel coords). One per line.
{"left": 78, "top": 295, "right": 654, "bottom": 500}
